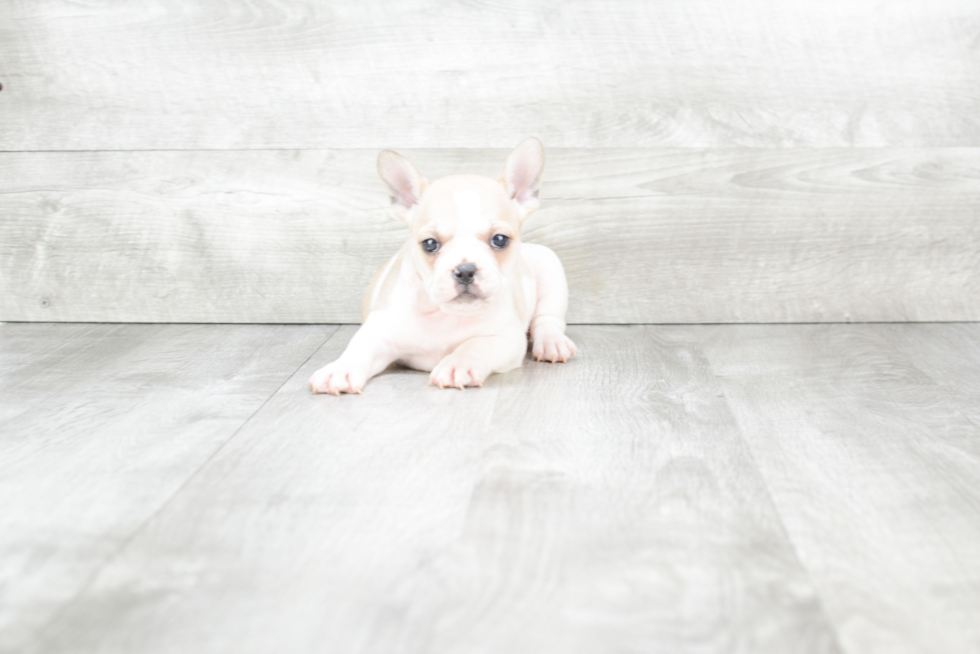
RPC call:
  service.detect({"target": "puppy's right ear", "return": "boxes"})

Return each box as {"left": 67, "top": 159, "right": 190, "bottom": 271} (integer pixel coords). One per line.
{"left": 377, "top": 150, "right": 428, "bottom": 223}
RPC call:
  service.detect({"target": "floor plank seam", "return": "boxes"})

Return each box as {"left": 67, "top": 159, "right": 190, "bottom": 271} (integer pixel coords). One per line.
{"left": 702, "top": 353, "right": 849, "bottom": 654}
{"left": 23, "top": 325, "right": 342, "bottom": 650}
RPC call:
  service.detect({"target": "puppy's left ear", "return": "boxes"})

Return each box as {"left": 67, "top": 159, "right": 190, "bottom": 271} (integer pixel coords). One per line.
{"left": 500, "top": 137, "right": 545, "bottom": 221}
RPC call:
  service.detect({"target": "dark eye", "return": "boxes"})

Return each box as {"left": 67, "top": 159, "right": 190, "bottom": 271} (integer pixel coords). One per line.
{"left": 421, "top": 238, "right": 440, "bottom": 253}
{"left": 491, "top": 234, "right": 510, "bottom": 249}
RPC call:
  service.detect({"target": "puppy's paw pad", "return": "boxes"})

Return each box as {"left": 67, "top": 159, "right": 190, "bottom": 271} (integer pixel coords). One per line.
{"left": 309, "top": 362, "right": 367, "bottom": 396}
{"left": 532, "top": 332, "right": 576, "bottom": 364}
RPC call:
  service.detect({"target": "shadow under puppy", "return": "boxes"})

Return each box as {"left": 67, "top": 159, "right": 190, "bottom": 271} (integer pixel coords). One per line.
{"left": 310, "top": 138, "right": 576, "bottom": 395}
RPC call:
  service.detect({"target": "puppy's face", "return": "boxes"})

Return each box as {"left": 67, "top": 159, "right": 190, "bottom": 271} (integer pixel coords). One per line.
{"left": 409, "top": 175, "right": 520, "bottom": 314}
{"left": 378, "top": 139, "right": 545, "bottom": 316}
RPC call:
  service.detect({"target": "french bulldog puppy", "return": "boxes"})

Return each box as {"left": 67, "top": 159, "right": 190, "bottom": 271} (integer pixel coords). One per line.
{"left": 309, "top": 138, "right": 575, "bottom": 395}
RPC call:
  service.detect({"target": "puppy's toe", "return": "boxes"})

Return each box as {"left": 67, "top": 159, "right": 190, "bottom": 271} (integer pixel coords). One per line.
{"left": 532, "top": 332, "right": 577, "bottom": 364}
{"left": 309, "top": 363, "right": 366, "bottom": 396}
{"left": 309, "top": 369, "right": 332, "bottom": 395}
{"left": 429, "top": 366, "right": 450, "bottom": 390}
{"left": 556, "top": 336, "right": 577, "bottom": 362}
{"left": 430, "top": 360, "right": 487, "bottom": 389}
{"left": 430, "top": 364, "right": 463, "bottom": 390}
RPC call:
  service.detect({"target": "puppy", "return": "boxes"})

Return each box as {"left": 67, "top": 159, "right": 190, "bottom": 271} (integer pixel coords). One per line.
{"left": 309, "top": 138, "right": 575, "bottom": 395}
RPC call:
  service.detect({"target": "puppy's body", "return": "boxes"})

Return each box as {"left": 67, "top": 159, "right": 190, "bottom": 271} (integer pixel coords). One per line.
{"left": 310, "top": 140, "right": 575, "bottom": 395}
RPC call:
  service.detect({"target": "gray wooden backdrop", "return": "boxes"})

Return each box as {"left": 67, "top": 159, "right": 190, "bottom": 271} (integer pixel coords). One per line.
{"left": 2, "top": 0, "right": 978, "bottom": 323}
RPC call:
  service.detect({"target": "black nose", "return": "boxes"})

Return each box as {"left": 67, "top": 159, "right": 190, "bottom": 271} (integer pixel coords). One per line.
{"left": 453, "top": 262, "right": 478, "bottom": 285}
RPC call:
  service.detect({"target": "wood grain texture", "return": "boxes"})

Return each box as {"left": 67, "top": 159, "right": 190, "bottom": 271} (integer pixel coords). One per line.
{"left": 3, "top": 148, "right": 979, "bottom": 324}
{"left": 25, "top": 326, "right": 839, "bottom": 654}
{"left": 0, "top": 0, "right": 978, "bottom": 150}
{"left": 0, "top": 323, "right": 334, "bottom": 654}
{"left": 876, "top": 323, "right": 980, "bottom": 427}
{"left": 696, "top": 324, "right": 980, "bottom": 654}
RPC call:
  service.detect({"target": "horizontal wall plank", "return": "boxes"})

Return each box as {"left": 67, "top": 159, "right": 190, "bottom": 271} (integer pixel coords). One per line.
{"left": 2, "top": 148, "right": 979, "bottom": 323}
{"left": 0, "top": 0, "right": 978, "bottom": 150}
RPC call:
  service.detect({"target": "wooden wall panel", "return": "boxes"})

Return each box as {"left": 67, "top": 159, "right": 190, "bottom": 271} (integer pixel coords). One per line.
{"left": 0, "top": 0, "right": 977, "bottom": 150}
{"left": 2, "top": 148, "right": 978, "bottom": 324}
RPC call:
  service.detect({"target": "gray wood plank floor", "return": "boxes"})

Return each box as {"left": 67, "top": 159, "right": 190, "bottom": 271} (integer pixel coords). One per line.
{"left": 0, "top": 324, "right": 335, "bottom": 654}
{"left": 2, "top": 323, "right": 979, "bottom": 654}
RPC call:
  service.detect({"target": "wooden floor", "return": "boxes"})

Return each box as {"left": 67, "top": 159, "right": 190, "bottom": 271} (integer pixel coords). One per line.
{"left": 2, "top": 323, "right": 979, "bottom": 654}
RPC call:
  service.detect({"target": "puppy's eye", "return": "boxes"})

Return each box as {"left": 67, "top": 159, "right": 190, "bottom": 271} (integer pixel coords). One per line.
{"left": 421, "top": 238, "right": 440, "bottom": 253}
{"left": 491, "top": 234, "right": 510, "bottom": 249}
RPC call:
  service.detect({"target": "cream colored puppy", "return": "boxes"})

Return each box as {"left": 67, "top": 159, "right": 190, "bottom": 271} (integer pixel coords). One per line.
{"left": 309, "top": 138, "right": 575, "bottom": 395}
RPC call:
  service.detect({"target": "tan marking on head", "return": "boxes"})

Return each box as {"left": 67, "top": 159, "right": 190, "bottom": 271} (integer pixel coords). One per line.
{"left": 412, "top": 235, "right": 440, "bottom": 276}
{"left": 486, "top": 219, "right": 520, "bottom": 269}
{"left": 400, "top": 173, "right": 528, "bottom": 311}
{"left": 413, "top": 175, "right": 520, "bottom": 231}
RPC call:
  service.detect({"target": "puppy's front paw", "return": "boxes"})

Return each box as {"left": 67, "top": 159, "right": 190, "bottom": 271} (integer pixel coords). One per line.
{"left": 532, "top": 330, "right": 577, "bottom": 363}
{"left": 309, "top": 361, "right": 367, "bottom": 396}
{"left": 429, "top": 356, "right": 489, "bottom": 390}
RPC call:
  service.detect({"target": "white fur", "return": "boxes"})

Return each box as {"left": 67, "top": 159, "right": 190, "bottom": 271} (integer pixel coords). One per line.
{"left": 369, "top": 254, "right": 397, "bottom": 311}
{"left": 453, "top": 189, "right": 482, "bottom": 227}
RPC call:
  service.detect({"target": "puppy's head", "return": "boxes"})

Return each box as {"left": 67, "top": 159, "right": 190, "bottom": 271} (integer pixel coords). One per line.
{"left": 377, "top": 138, "right": 545, "bottom": 315}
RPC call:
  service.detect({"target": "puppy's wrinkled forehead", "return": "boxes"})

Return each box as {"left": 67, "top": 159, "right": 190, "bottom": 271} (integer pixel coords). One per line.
{"left": 414, "top": 175, "right": 517, "bottom": 234}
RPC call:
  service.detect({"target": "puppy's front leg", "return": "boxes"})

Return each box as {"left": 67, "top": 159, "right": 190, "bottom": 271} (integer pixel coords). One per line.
{"left": 531, "top": 315, "right": 576, "bottom": 364}
{"left": 429, "top": 332, "right": 527, "bottom": 389}
{"left": 524, "top": 244, "right": 577, "bottom": 363}
{"left": 309, "top": 322, "right": 397, "bottom": 395}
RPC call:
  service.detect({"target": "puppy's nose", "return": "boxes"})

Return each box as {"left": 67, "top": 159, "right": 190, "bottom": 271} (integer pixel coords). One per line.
{"left": 453, "top": 262, "right": 478, "bottom": 285}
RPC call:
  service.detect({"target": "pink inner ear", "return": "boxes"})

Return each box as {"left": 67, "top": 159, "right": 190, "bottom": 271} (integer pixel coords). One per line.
{"left": 509, "top": 166, "right": 540, "bottom": 206}
{"left": 391, "top": 171, "right": 420, "bottom": 210}
{"left": 511, "top": 184, "right": 539, "bottom": 205}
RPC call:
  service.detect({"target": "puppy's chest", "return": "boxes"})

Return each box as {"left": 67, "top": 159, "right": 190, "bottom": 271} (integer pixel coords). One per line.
{"left": 385, "top": 308, "right": 517, "bottom": 369}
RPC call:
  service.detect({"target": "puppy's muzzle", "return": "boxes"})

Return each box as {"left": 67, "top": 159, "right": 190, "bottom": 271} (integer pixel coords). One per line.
{"left": 453, "top": 262, "right": 478, "bottom": 286}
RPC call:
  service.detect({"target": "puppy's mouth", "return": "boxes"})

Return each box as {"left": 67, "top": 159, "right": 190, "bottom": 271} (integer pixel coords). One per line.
{"left": 453, "top": 288, "right": 483, "bottom": 303}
